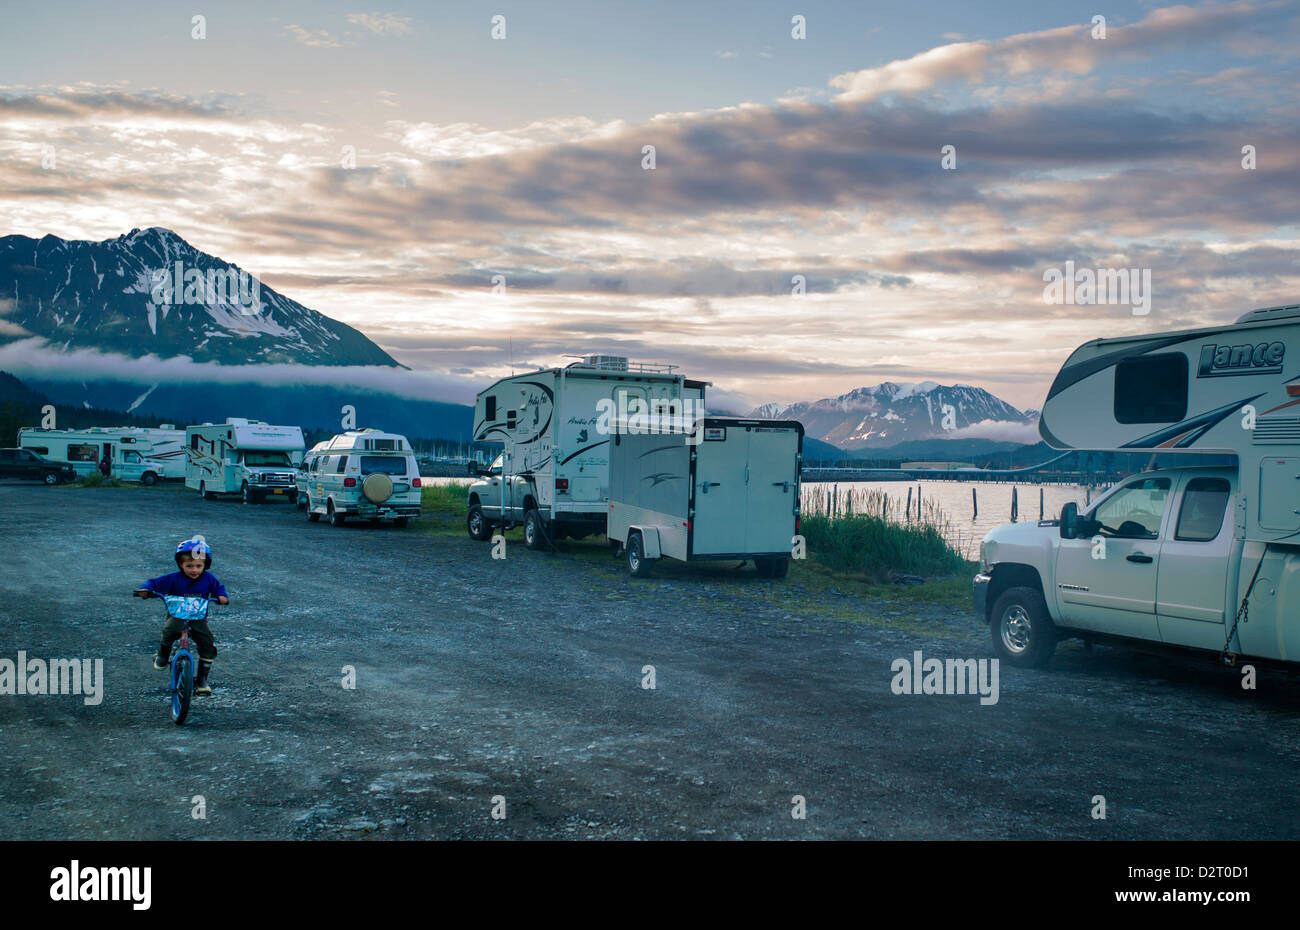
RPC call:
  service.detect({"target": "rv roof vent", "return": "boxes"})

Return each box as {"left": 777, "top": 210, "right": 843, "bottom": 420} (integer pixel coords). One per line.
{"left": 225, "top": 418, "right": 250, "bottom": 426}
{"left": 160, "top": 423, "right": 175, "bottom": 430}
{"left": 582, "top": 354, "right": 630, "bottom": 371}
{"left": 1236, "top": 304, "right": 1300, "bottom": 325}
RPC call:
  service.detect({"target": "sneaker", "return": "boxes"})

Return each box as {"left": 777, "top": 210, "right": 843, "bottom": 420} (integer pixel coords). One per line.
{"left": 195, "top": 681, "right": 212, "bottom": 696}
{"left": 153, "top": 653, "right": 169, "bottom": 671}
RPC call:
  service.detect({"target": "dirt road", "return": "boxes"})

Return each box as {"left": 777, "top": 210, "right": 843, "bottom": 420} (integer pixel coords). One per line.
{"left": 2, "top": 483, "right": 1298, "bottom": 839}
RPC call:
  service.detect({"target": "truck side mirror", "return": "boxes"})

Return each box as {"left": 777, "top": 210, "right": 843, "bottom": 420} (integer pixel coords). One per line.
{"left": 467, "top": 462, "right": 479, "bottom": 476}
{"left": 1060, "top": 502, "right": 1079, "bottom": 539}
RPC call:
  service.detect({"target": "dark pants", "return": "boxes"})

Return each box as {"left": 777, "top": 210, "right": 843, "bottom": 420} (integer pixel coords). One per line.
{"left": 160, "top": 618, "right": 218, "bottom": 662}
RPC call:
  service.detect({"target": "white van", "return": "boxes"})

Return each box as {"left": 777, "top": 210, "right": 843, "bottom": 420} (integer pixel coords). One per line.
{"left": 185, "top": 419, "right": 304, "bottom": 502}
{"left": 300, "top": 429, "right": 422, "bottom": 527}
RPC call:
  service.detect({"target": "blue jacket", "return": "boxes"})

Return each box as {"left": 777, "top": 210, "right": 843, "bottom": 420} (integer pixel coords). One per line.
{"left": 142, "top": 570, "right": 228, "bottom": 601}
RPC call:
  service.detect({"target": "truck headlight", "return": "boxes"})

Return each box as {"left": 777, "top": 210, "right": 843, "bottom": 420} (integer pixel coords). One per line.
{"left": 979, "top": 541, "right": 989, "bottom": 573}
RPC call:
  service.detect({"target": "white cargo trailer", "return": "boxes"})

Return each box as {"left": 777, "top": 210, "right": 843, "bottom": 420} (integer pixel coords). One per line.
{"left": 18, "top": 425, "right": 185, "bottom": 483}
{"left": 465, "top": 356, "right": 709, "bottom": 547}
{"left": 607, "top": 417, "right": 803, "bottom": 578}
{"left": 185, "top": 418, "right": 304, "bottom": 503}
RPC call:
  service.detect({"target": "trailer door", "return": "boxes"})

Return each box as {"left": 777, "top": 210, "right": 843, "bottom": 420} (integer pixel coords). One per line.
{"left": 691, "top": 430, "right": 748, "bottom": 556}
{"left": 744, "top": 426, "right": 798, "bottom": 554}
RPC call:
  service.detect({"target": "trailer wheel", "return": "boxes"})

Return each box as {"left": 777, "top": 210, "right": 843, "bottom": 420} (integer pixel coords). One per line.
{"left": 141, "top": 472, "right": 158, "bottom": 487}
{"left": 467, "top": 505, "right": 493, "bottom": 541}
{"left": 756, "top": 557, "right": 789, "bottom": 579}
{"left": 990, "top": 586, "right": 1057, "bottom": 668}
{"left": 627, "top": 531, "right": 652, "bottom": 578}
{"left": 524, "top": 508, "right": 547, "bottom": 551}
{"left": 305, "top": 496, "right": 319, "bottom": 522}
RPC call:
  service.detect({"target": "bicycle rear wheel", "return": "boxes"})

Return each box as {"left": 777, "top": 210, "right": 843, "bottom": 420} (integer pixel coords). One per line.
{"left": 172, "top": 655, "right": 193, "bottom": 725}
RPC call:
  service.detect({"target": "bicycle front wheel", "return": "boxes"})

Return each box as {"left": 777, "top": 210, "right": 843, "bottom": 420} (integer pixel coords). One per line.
{"left": 172, "top": 655, "right": 193, "bottom": 725}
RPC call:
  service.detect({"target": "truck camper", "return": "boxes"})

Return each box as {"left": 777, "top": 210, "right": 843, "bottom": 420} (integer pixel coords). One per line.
{"left": 975, "top": 303, "right": 1300, "bottom": 668}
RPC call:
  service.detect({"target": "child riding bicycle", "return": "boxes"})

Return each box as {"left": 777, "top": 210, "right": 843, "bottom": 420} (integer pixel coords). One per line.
{"left": 134, "top": 537, "right": 228, "bottom": 695}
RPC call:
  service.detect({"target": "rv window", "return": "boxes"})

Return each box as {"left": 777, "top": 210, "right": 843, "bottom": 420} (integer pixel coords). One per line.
{"left": 67, "top": 443, "right": 99, "bottom": 462}
{"left": 123, "top": 451, "right": 142, "bottom": 463}
{"left": 335, "top": 455, "right": 348, "bottom": 474}
{"left": 507, "top": 410, "right": 517, "bottom": 430}
{"left": 191, "top": 434, "right": 200, "bottom": 450}
{"left": 485, "top": 396, "right": 497, "bottom": 421}
{"left": 27, "top": 446, "right": 48, "bottom": 455}
{"left": 1091, "top": 477, "right": 1171, "bottom": 539}
{"left": 1114, "top": 354, "right": 1188, "bottom": 424}
{"left": 1175, "top": 477, "right": 1231, "bottom": 542}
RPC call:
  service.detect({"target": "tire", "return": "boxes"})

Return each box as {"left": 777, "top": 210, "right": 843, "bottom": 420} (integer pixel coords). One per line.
{"left": 467, "top": 505, "right": 492, "bottom": 541}
{"left": 200, "top": 481, "right": 212, "bottom": 501}
{"left": 242, "top": 482, "right": 256, "bottom": 504}
{"left": 141, "top": 472, "right": 158, "bottom": 487}
{"left": 394, "top": 517, "right": 410, "bottom": 528}
{"left": 42, "top": 472, "right": 58, "bottom": 486}
{"left": 627, "top": 531, "right": 652, "bottom": 578}
{"left": 755, "top": 557, "right": 789, "bottom": 579}
{"left": 524, "top": 508, "right": 547, "bottom": 551}
{"left": 288, "top": 489, "right": 299, "bottom": 507}
{"left": 990, "top": 585, "right": 1058, "bottom": 668}
{"left": 172, "top": 655, "right": 193, "bottom": 726}
{"left": 329, "top": 503, "right": 347, "bottom": 527}
{"left": 305, "top": 496, "right": 319, "bottom": 522}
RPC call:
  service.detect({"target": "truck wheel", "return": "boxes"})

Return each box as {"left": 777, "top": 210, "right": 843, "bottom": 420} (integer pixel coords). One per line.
{"left": 990, "top": 586, "right": 1057, "bottom": 668}
{"left": 756, "top": 557, "right": 789, "bottom": 579}
{"left": 200, "top": 481, "right": 213, "bottom": 501}
{"left": 467, "top": 505, "right": 493, "bottom": 541}
{"left": 524, "top": 508, "right": 547, "bottom": 551}
{"left": 242, "top": 482, "right": 257, "bottom": 504}
{"left": 141, "top": 472, "right": 158, "bottom": 487}
{"left": 305, "top": 496, "right": 319, "bottom": 522}
{"left": 627, "top": 531, "right": 652, "bottom": 578}
{"left": 328, "top": 502, "right": 346, "bottom": 527}
{"left": 43, "top": 472, "right": 58, "bottom": 486}
{"left": 288, "top": 489, "right": 298, "bottom": 506}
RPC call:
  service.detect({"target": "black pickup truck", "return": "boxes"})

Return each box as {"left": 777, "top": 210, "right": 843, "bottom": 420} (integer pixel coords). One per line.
{"left": 0, "top": 448, "right": 76, "bottom": 485}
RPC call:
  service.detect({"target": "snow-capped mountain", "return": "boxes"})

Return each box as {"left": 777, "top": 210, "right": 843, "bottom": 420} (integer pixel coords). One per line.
{"left": 0, "top": 228, "right": 399, "bottom": 366}
{"left": 750, "top": 381, "right": 1034, "bottom": 450}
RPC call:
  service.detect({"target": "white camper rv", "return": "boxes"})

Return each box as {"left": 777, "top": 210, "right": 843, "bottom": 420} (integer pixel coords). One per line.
{"left": 185, "top": 419, "right": 304, "bottom": 502}
{"left": 465, "top": 356, "right": 709, "bottom": 547}
{"left": 299, "top": 429, "right": 422, "bottom": 527}
{"left": 975, "top": 303, "right": 1300, "bottom": 669}
{"left": 18, "top": 426, "right": 185, "bottom": 483}
{"left": 607, "top": 417, "right": 803, "bottom": 578}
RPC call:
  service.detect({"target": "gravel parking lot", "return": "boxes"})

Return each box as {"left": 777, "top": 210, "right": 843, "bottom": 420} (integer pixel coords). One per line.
{"left": 2, "top": 482, "right": 1299, "bottom": 840}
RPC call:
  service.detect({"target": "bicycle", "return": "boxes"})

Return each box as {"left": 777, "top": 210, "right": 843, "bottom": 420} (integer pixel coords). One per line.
{"left": 136, "top": 591, "right": 219, "bottom": 725}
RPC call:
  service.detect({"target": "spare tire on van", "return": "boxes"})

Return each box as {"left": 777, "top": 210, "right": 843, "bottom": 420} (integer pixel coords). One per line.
{"left": 362, "top": 473, "right": 393, "bottom": 503}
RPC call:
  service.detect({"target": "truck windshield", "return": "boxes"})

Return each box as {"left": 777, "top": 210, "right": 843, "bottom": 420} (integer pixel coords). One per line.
{"left": 243, "top": 451, "right": 291, "bottom": 467}
{"left": 1091, "top": 477, "right": 1171, "bottom": 539}
{"left": 360, "top": 455, "right": 409, "bottom": 476}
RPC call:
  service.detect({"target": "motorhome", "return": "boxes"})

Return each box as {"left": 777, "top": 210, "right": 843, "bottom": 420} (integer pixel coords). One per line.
{"left": 18, "top": 426, "right": 185, "bottom": 484}
{"left": 974, "top": 303, "right": 1300, "bottom": 668}
{"left": 465, "top": 356, "right": 709, "bottom": 547}
{"left": 299, "top": 429, "right": 421, "bottom": 527}
{"left": 185, "top": 419, "right": 304, "bottom": 502}
{"left": 607, "top": 417, "right": 802, "bottom": 578}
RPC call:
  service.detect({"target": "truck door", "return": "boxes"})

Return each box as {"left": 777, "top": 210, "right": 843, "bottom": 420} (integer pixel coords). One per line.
{"left": 1053, "top": 475, "right": 1171, "bottom": 639}
{"left": 1155, "top": 475, "right": 1233, "bottom": 650}
{"left": 743, "top": 426, "right": 799, "bottom": 554}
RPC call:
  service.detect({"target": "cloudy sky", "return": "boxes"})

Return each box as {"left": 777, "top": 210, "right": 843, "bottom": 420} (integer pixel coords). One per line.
{"left": 1, "top": 0, "right": 1297, "bottom": 412}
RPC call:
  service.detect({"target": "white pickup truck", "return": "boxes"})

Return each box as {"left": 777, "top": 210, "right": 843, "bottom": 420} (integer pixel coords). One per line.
{"left": 975, "top": 304, "right": 1300, "bottom": 669}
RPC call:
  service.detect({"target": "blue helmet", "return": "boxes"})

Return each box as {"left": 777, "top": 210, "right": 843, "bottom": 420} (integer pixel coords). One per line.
{"left": 174, "top": 537, "right": 212, "bottom": 569}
